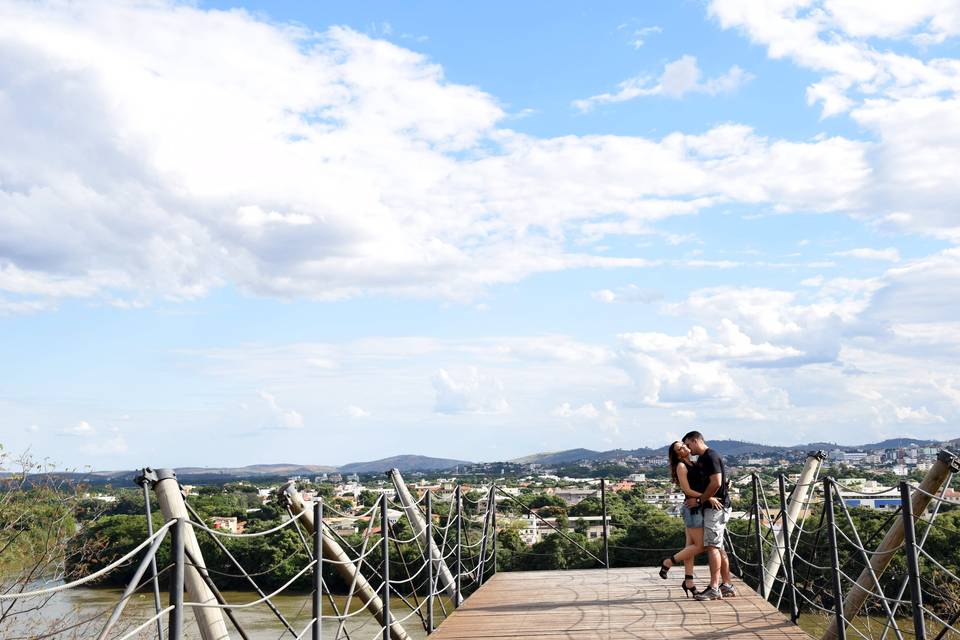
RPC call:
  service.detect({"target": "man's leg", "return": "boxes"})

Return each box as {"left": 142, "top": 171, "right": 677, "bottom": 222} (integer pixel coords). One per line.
{"left": 706, "top": 546, "right": 721, "bottom": 589}
{"left": 720, "top": 548, "right": 731, "bottom": 585}
{"left": 695, "top": 509, "right": 725, "bottom": 600}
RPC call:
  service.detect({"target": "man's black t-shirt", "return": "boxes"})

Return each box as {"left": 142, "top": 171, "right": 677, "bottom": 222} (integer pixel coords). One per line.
{"left": 697, "top": 447, "right": 728, "bottom": 506}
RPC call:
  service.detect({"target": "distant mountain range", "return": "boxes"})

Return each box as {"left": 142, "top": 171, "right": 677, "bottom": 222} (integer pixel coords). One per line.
{"left": 33, "top": 436, "right": 958, "bottom": 482}
{"left": 508, "top": 437, "right": 952, "bottom": 466}
{"left": 339, "top": 455, "right": 471, "bottom": 474}
{"left": 58, "top": 455, "right": 471, "bottom": 483}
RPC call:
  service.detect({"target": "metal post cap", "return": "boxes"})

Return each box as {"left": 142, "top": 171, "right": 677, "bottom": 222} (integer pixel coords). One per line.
{"left": 937, "top": 449, "right": 960, "bottom": 471}
{"left": 134, "top": 467, "right": 177, "bottom": 487}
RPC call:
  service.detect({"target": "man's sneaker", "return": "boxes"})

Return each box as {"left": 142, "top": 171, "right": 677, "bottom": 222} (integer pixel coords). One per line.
{"left": 694, "top": 586, "right": 723, "bottom": 601}
{"left": 720, "top": 583, "right": 737, "bottom": 598}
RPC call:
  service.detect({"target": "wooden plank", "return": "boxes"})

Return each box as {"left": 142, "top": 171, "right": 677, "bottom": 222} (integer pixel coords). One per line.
{"left": 429, "top": 567, "right": 813, "bottom": 639}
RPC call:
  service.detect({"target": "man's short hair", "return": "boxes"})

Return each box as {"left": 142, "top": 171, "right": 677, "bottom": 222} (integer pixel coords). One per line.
{"left": 682, "top": 430, "right": 704, "bottom": 443}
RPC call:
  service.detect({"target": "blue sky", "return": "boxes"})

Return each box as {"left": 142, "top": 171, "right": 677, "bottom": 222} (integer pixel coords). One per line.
{"left": 1, "top": 0, "right": 960, "bottom": 469}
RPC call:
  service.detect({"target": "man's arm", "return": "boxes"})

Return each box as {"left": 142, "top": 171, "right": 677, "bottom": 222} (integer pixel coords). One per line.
{"left": 701, "top": 473, "right": 722, "bottom": 509}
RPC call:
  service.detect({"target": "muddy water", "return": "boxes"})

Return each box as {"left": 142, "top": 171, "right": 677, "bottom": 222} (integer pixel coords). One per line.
{"left": 10, "top": 587, "right": 446, "bottom": 639}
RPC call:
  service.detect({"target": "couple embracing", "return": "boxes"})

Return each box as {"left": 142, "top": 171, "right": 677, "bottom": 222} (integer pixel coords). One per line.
{"left": 660, "top": 430, "right": 735, "bottom": 601}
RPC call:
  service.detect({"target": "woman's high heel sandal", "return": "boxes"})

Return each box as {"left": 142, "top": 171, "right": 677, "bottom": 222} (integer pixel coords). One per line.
{"left": 659, "top": 555, "right": 676, "bottom": 579}
{"left": 681, "top": 575, "right": 699, "bottom": 598}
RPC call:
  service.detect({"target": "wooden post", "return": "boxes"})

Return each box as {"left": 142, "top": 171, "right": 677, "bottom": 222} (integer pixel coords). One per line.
{"left": 281, "top": 483, "right": 410, "bottom": 640}
{"left": 148, "top": 469, "right": 231, "bottom": 640}
{"left": 821, "top": 451, "right": 958, "bottom": 640}
{"left": 778, "top": 474, "right": 799, "bottom": 623}
{"left": 388, "top": 469, "right": 460, "bottom": 604}
{"left": 763, "top": 451, "right": 825, "bottom": 597}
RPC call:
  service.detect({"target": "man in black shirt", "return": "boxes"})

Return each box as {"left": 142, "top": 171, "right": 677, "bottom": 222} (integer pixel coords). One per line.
{"left": 682, "top": 430, "right": 735, "bottom": 600}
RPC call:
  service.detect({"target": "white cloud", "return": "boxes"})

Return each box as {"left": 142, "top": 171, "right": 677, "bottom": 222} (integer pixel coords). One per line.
{"left": 553, "top": 402, "right": 600, "bottom": 419}
{"left": 833, "top": 247, "right": 901, "bottom": 262}
{"left": 346, "top": 405, "right": 371, "bottom": 418}
{"left": 0, "top": 3, "right": 877, "bottom": 311}
{"left": 591, "top": 285, "right": 662, "bottom": 304}
{"left": 80, "top": 435, "right": 129, "bottom": 456}
{"left": 707, "top": 0, "right": 960, "bottom": 242}
{"left": 671, "top": 410, "right": 697, "bottom": 420}
{"left": 625, "top": 25, "right": 663, "bottom": 49}
{"left": 432, "top": 367, "right": 509, "bottom": 415}
{"left": 62, "top": 420, "right": 95, "bottom": 437}
{"left": 894, "top": 405, "right": 945, "bottom": 423}
{"left": 552, "top": 400, "right": 620, "bottom": 437}
{"left": 573, "top": 55, "right": 753, "bottom": 111}
{"left": 258, "top": 391, "right": 304, "bottom": 429}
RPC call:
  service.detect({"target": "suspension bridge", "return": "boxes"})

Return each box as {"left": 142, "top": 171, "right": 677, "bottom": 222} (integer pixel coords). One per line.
{"left": 1, "top": 450, "right": 958, "bottom": 640}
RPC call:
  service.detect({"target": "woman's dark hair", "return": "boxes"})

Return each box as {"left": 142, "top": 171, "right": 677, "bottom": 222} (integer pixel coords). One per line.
{"left": 668, "top": 441, "right": 684, "bottom": 484}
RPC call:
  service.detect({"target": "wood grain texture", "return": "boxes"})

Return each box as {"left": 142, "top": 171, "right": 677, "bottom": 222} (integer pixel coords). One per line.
{"left": 429, "top": 567, "right": 813, "bottom": 639}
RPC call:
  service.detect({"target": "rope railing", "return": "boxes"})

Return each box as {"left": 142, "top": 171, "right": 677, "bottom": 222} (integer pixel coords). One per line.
{"left": 11, "top": 452, "right": 960, "bottom": 640}
{"left": 723, "top": 457, "right": 960, "bottom": 640}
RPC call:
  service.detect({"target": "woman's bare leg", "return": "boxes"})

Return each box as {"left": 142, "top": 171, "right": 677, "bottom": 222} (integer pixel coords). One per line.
{"left": 684, "top": 527, "right": 695, "bottom": 577}
{"left": 670, "top": 527, "right": 704, "bottom": 565}
{"left": 689, "top": 527, "right": 705, "bottom": 580}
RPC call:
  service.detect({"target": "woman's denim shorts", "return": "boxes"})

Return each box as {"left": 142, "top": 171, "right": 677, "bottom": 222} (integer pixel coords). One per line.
{"left": 681, "top": 504, "right": 704, "bottom": 528}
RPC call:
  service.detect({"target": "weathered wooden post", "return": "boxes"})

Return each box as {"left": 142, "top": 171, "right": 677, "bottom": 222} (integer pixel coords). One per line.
{"left": 763, "top": 451, "right": 825, "bottom": 598}
{"left": 281, "top": 483, "right": 410, "bottom": 640}
{"left": 388, "top": 469, "right": 461, "bottom": 604}
{"left": 140, "top": 468, "right": 230, "bottom": 640}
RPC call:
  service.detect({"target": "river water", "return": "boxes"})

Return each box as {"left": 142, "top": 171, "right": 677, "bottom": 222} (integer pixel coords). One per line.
{"left": 8, "top": 588, "right": 442, "bottom": 639}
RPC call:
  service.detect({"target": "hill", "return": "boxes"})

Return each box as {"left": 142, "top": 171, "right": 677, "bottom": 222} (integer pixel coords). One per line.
{"left": 338, "top": 455, "right": 471, "bottom": 474}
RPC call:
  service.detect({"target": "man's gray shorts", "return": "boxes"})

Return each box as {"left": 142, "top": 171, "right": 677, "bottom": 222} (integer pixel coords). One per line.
{"left": 703, "top": 506, "right": 732, "bottom": 548}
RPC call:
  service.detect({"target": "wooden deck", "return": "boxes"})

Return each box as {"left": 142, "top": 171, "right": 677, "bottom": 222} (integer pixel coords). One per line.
{"left": 430, "top": 567, "right": 813, "bottom": 639}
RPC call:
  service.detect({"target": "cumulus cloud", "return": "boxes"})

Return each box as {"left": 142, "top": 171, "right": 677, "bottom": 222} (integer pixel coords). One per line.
{"left": 0, "top": 3, "right": 873, "bottom": 314}
{"left": 432, "top": 367, "right": 509, "bottom": 415}
{"left": 258, "top": 391, "right": 304, "bottom": 429}
{"left": 573, "top": 55, "right": 753, "bottom": 111}
{"left": 707, "top": 0, "right": 960, "bottom": 241}
{"left": 893, "top": 405, "right": 945, "bottom": 423}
